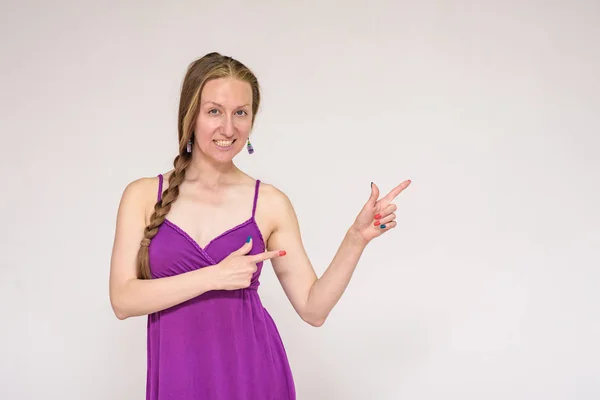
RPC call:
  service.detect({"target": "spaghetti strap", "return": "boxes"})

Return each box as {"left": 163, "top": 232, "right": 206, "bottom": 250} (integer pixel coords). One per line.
{"left": 251, "top": 179, "right": 261, "bottom": 218}
{"left": 157, "top": 174, "right": 164, "bottom": 202}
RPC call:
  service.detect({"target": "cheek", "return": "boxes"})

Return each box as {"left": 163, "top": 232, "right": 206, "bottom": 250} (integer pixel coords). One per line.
{"left": 234, "top": 118, "right": 253, "bottom": 133}
{"left": 195, "top": 117, "right": 218, "bottom": 135}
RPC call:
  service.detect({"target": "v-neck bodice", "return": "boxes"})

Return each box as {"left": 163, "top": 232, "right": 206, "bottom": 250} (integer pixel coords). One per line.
{"left": 148, "top": 174, "right": 267, "bottom": 285}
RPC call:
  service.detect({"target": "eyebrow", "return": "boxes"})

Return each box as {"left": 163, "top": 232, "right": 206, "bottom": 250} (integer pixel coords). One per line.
{"left": 203, "top": 101, "right": 251, "bottom": 108}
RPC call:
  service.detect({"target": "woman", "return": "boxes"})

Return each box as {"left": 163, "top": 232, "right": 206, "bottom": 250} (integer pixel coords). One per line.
{"left": 109, "top": 52, "right": 410, "bottom": 400}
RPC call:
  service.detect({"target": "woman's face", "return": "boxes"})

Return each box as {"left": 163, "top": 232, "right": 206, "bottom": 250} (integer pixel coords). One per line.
{"left": 193, "top": 77, "right": 254, "bottom": 162}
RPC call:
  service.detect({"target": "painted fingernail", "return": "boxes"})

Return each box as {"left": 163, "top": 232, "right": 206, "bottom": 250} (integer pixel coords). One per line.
{"left": 374, "top": 214, "right": 381, "bottom": 219}
{"left": 279, "top": 250, "right": 287, "bottom": 256}
{"left": 246, "top": 236, "right": 252, "bottom": 243}
{"left": 380, "top": 224, "right": 386, "bottom": 229}
{"left": 374, "top": 220, "right": 380, "bottom": 226}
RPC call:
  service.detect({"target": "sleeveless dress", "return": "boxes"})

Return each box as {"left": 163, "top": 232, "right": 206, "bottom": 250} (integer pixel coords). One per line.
{"left": 146, "top": 174, "right": 296, "bottom": 399}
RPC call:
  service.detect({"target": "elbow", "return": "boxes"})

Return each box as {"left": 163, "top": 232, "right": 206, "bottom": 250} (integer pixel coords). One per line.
{"left": 111, "top": 302, "right": 130, "bottom": 320}
{"left": 110, "top": 294, "right": 131, "bottom": 320}
{"left": 307, "top": 318, "right": 326, "bottom": 327}
{"left": 301, "top": 312, "right": 326, "bottom": 327}
{"left": 110, "top": 281, "right": 138, "bottom": 320}
{"left": 113, "top": 308, "right": 129, "bottom": 320}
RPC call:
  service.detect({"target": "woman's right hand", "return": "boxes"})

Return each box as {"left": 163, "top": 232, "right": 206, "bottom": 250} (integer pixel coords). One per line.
{"left": 212, "top": 237, "right": 286, "bottom": 290}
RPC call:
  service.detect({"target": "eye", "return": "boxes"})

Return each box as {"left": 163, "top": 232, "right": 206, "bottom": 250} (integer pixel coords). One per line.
{"left": 208, "top": 108, "right": 219, "bottom": 115}
{"left": 236, "top": 110, "right": 248, "bottom": 116}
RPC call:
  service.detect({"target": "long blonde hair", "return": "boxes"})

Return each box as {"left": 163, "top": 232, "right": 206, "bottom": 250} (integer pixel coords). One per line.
{"left": 136, "top": 52, "right": 261, "bottom": 279}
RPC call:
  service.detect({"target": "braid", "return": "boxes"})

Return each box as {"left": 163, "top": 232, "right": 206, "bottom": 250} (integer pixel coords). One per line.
{"left": 136, "top": 154, "right": 192, "bottom": 279}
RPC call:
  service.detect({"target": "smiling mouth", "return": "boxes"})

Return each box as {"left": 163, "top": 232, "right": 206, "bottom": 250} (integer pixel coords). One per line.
{"left": 213, "top": 139, "right": 236, "bottom": 147}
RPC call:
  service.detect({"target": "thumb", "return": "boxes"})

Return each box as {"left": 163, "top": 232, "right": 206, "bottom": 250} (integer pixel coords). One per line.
{"left": 230, "top": 236, "right": 254, "bottom": 257}
{"left": 367, "top": 182, "right": 380, "bottom": 207}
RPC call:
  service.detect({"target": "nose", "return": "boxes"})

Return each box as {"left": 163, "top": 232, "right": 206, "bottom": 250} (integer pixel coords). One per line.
{"left": 221, "top": 116, "right": 235, "bottom": 138}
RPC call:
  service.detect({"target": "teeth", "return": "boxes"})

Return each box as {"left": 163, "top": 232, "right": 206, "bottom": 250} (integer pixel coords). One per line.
{"left": 214, "top": 140, "right": 234, "bottom": 147}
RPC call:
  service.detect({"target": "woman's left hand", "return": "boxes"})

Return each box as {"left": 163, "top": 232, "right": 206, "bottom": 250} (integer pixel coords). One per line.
{"left": 351, "top": 180, "right": 411, "bottom": 245}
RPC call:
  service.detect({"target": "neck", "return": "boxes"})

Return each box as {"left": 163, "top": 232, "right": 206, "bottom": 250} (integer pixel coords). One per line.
{"left": 184, "top": 151, "right": 241, "bottom": 188}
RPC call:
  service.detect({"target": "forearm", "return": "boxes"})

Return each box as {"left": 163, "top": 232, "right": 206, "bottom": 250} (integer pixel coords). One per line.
{"left": 304, "top": 228, "right": 367, "bottom": 324}
{"left": 111, "top": 266, "right": 217, "bottom": 319}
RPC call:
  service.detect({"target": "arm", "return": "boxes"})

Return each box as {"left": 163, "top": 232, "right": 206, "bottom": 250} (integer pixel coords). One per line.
{"left": 108, "top": 179, "right": 218, "bottom": 319}
{"left": 267, "top": 181, "right": 410, "bottom": 327}
{"left": 266, "top": 190, "right": 365, "bottom": 327}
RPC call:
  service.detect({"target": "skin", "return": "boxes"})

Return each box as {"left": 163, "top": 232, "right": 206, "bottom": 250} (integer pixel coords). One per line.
{"left": 108, "top": 77, "right": 411, "bottom": 326}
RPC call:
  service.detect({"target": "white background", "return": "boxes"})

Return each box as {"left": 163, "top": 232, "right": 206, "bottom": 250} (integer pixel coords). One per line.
{"left": 1, "top": 1, "right": 599, "bottom": 399}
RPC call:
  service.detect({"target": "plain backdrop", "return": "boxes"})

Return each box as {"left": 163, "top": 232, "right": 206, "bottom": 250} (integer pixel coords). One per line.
{"left": 1, "top": 1, "right": 599, "bottom": 399}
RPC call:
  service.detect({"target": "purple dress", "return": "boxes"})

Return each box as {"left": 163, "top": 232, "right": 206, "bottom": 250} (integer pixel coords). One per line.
{"left": 146, "top": 174, "right": 295, "bottom": 399}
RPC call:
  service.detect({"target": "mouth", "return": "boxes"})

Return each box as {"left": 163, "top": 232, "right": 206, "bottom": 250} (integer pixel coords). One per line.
{"left": 213, "top": 139, "right": 236, "bottom": 149}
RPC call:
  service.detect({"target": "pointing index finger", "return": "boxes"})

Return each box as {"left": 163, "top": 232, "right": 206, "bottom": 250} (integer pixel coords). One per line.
{"left": 248, "top": 250, "right": 286, "bottom": 263}
{"left": 383, "top": 179, "right": 411, "bottom": 201}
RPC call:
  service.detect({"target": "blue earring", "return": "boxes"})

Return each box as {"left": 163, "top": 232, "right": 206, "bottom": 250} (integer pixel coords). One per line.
{"left": 246, "top": 138, "right": 254, "bottom": 154}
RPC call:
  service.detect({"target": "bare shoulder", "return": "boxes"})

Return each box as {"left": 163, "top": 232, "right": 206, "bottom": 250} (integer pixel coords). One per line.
{"left": 117, "top": 175, "right": 162, "bottom": 223}
{"left": 257, "top": 181, "right": 299, "bottom": 229}
{"left": 258, "top": 181, "right": 293, "bottom": 209}
{"left": 255, "top": 181, "right": 306, "bottom": 257}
